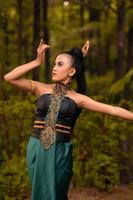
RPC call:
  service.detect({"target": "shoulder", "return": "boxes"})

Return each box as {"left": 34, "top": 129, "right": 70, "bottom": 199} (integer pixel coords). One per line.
{"left": 71, "top": 92, "right": 99, "bottom": 109}
{"left": 31, "top": 80, "right": 55, "bottom": 96}
{"left": 69, "top": 90, "right": 88, "bottom": 108}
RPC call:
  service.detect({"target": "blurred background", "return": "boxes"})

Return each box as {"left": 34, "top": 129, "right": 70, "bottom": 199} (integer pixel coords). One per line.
{"left": 0, "top": 0, "right": 133, "bottom": 199}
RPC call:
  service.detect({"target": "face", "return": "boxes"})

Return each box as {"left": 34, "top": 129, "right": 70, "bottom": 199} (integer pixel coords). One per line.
{"left": 51, "top": 54, "right": 76, "bottom": 84}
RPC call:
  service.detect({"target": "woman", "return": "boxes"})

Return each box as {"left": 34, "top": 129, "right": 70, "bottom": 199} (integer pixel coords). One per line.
{"left": 4, "top": 39, "right": 133, "bottom": 200}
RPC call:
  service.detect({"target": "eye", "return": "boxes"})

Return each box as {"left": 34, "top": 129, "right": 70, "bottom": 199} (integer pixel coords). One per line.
{"left": 58, "top": 62, "right": 63, "bottom": 66}
{"left": 53, "top": 61, "right": 64, "bottom": 67}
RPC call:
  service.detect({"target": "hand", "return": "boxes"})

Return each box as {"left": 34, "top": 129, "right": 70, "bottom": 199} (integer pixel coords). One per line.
{"left": 35, "top": 38, "right": 50, "bottom": 65}
{"left": 82, "top": 40, "right": 90, "bottom": 57}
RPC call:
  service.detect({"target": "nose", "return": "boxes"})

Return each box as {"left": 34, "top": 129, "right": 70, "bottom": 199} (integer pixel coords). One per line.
{"left": 52, "top": 64, "right": 58, "bottom": 72}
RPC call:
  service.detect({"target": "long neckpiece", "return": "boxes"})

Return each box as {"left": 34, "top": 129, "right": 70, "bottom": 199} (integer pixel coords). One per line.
{"left": 39, "top": 81, "right": 72, "bottom": 149}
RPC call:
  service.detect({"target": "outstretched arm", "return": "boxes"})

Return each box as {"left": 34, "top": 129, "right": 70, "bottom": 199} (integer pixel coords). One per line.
{"left": 4, "top": 39, "right": 50, "bottom": 95}
{"left": 79, "top": 94, "right": 133, "bottom": 121}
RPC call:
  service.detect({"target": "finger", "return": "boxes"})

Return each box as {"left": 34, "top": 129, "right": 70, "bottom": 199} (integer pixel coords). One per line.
{"left": 39, "top": 38, "right": 44, "bottom": 46}
{"left": 82, "top": 41, "right": 90, "bottom": 57}
{"left": 85, "top": 46, "right": 89, "bottom": 51}
{"left": 82, "top": 41, "right": 89, "bottom": 50}
{"left": 39, "top": 45, "right": 50, "bottom": 54}
{"left": 42, "top": 45, "right": 50, "bottom": 50}
{"left": 85, "top": 40, "right": 90, "bottom": 48}
{"left": 84, "top": 42, "right": 90, "bottom": 51}
{"left": 45, "top": 45, "right": 50, "bottom": 48}
{"left": 85, "top": 40, "right": 90, "bottom": 45}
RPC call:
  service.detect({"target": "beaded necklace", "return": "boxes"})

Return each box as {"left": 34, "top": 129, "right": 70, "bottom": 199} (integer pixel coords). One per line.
{"left": 39, "top": 81, "right": 72, "bottom": 149}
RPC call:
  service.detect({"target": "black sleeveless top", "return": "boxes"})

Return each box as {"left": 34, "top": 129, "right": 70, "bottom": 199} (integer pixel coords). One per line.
{"left": 32, "top": 93, "right": 82, "bottom": 134}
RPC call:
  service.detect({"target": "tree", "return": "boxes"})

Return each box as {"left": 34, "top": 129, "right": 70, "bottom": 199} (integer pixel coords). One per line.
{"left": 32, "top": 0, "right": 41, "bottom": 80}
{"left": 42, "top": 0, "right": 50, "bottom": 83}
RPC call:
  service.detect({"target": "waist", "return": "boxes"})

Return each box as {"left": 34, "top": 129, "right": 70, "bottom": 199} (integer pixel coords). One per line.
{"left": 32, "top": 120, "right": 72, "bottom": 143}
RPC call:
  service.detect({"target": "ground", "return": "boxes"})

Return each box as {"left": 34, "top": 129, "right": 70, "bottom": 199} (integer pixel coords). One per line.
{"left": 68, "top": 185, "right": 133, "bottom": 200}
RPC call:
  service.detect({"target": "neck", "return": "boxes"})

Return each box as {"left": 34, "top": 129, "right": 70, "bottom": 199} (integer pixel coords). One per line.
{"left": 56, "top": 80, "right": 71, "bottom": 86}
{"left": 54, "top": 81, "right": 72, "bottom": 93}
{"left": 56, "top": 80, "right": 72, "bottom": 85}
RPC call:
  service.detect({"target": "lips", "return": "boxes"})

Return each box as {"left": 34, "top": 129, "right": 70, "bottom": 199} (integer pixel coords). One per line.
{"left": 52, "top": 72, "right": 57, "bottom": 76}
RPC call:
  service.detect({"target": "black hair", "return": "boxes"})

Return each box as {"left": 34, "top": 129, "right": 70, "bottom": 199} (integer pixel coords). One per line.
{"left": 63, "top": 47, "right": 87, "bottom": 95}
{"left": 61, "top": 47, "right": 87, "bottom": 128}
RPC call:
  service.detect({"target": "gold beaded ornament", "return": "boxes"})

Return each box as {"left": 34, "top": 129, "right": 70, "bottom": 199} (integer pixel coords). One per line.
{"left": 27, "top": 79, "right": 35, "bottom": 94}
{"left": 82, "top": 40, "right": 90, "bottom": 57}
{"left": 39, "top": 81, "right": 72, "bottom": 149}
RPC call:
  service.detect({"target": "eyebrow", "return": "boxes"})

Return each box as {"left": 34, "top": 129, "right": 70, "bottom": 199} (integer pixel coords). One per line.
{"left": 55, "top": 61, "right": 64, "bottom": 64}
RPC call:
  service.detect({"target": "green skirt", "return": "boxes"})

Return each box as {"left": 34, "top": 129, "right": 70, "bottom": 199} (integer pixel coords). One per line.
{"left": 26, "top": 135, "right": 73, "bottom": 200}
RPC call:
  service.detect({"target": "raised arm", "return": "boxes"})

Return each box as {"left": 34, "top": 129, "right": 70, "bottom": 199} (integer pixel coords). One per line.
{"left": 4, "top": 39, "right": 50, "bottom": 95}
{"left": 78, "top": 93, "right": 133, "bottom": 121}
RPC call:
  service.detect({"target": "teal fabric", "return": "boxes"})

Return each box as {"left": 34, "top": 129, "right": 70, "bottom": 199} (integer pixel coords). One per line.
{"left": 26, "top": 135, "right": 73, "bottom": 200}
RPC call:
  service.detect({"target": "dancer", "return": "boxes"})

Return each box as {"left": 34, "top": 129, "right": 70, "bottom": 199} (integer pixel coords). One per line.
{"left": 4, "top": 39, "right": 133, "bottom": 200}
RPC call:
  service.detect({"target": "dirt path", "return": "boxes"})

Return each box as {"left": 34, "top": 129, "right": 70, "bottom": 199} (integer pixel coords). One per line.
{"left": 68, "top": 185, "right": 133, "bottom": 200}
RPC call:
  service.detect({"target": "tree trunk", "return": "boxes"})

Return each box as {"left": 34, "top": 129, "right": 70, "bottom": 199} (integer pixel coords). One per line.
{"left": 126, "top": 25, "right": 133, "bottom": 72}
{"left": 17, "top": 0, "right": 23, "bottom": 64}
{"left": 114, "top": 0, "right": 126, "bottom": 81}
{"left": 1, "top": 12, "right": 9, "bottom": 99}
{"left": 88, "top": 6, "right": 104, "bottom": 76}
{"left": 104, "top": 6, "right": 110, "bottom": 73}
{"left": 32, "top": 0, "right": 41, "bottom": 81}
{"left": 42, "top": 0, "right": 50, "bottom": 83}
{"left": 80, "top": 0, "right": 85, "bottom": 41}
{"left": 17, "top": 0, "right": 25, "bottom": 98}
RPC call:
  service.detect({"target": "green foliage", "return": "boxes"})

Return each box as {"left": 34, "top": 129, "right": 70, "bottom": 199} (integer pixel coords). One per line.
{"left": 0, "top": 94, "right": 35, "bottom": 198}
{"left": 84, "top": 153, "right": 119, "bottom": 192}
{"left": 110, "top": 67, "right": 133, "bottom": 96}
{"left": 86, "top": 72, "right": 113, "bottom": 96}
{"left": 73, "top": 98, "right": 133, "bottom": 192}
{"left": 0, "top": 94, "right": 35, "bottom": 157}
{"left": 0, "top": 155, "right": 31, "bottom": 199}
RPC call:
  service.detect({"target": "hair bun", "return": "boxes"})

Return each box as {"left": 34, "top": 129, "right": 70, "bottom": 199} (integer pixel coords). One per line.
{"left": 69, "top": 47, "right": 83, "bottom": 60}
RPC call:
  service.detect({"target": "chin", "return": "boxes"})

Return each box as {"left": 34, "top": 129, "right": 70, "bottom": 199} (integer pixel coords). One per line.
{"left": 52, "top": 77, "right": 62, "bottom": 82}
{"left": 52, "top": 77, "right": 57, "bottom": 81}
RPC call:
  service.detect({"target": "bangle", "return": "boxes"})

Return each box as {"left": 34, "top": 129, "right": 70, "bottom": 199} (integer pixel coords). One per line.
{"left": 27, "top": 79, "right": 35, "bottom": 94}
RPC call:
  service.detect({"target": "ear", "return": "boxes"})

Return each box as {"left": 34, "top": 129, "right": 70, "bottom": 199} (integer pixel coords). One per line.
{"left": 69, "top": 67, "right": 76, "bottom": 76}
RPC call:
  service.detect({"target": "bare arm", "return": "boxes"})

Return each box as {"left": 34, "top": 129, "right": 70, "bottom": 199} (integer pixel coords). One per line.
{"left": 79, "top": 94, "right": 133, "bottom": 121}
{"left": 4, "top": 39, "right": 50, "bottom": 95}
{"left": 4, "top": 60, "right": 40, "bottom": 81}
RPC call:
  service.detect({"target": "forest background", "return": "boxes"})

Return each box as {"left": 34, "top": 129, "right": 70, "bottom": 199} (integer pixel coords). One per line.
{"left": 0, "top": 0, "right": 133, "bottom": 199}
